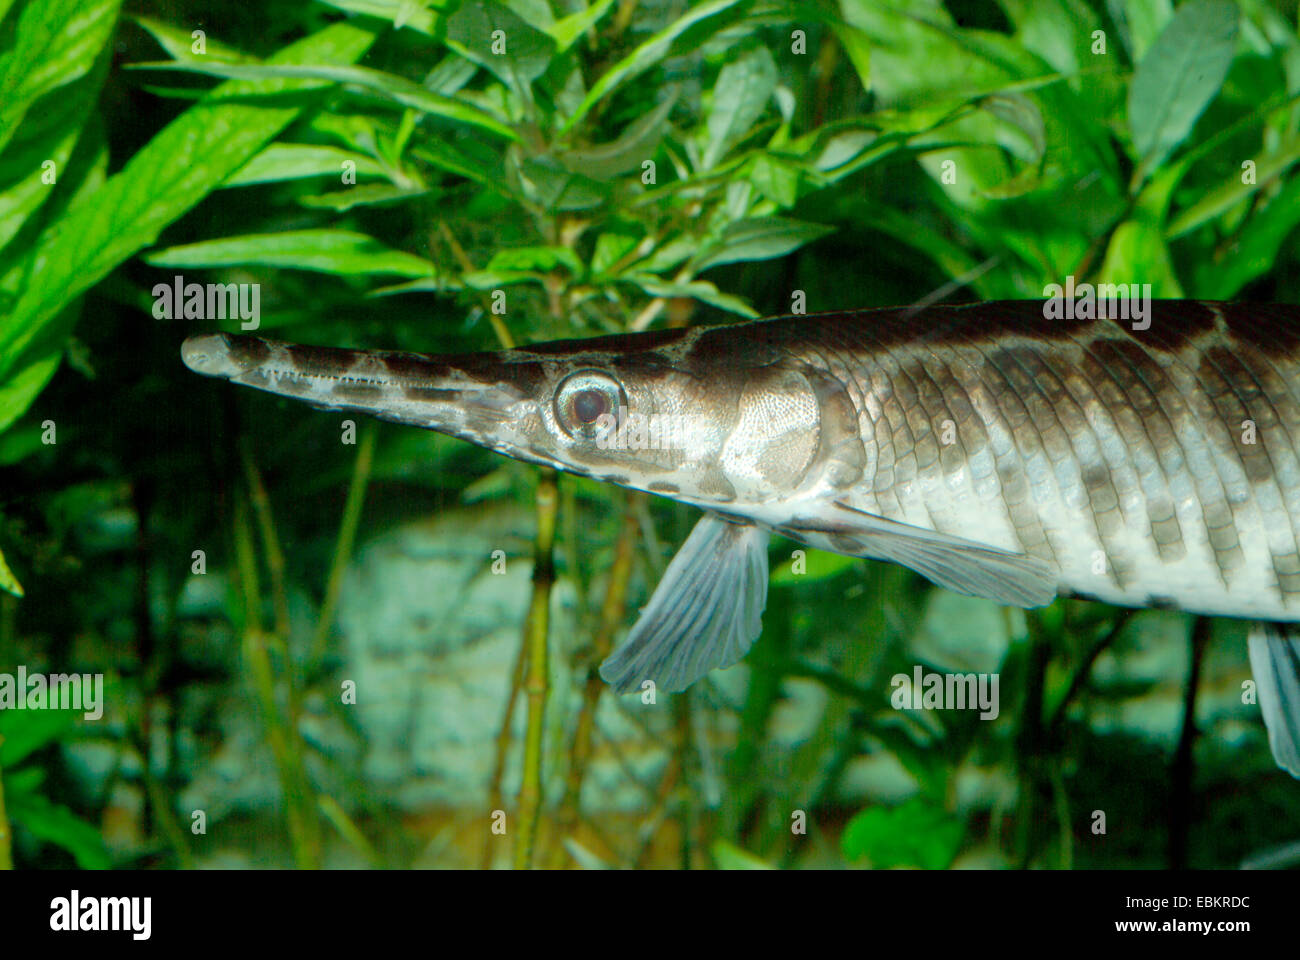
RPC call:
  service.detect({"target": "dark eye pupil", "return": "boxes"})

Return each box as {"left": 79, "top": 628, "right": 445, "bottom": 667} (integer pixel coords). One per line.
{"left": 572, "top": 390, "right": 608, "bottom": 424}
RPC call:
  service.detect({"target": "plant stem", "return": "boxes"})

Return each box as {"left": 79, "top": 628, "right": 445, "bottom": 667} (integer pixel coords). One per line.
{"left": 514, "top": 467, "right": 558, "bottom": 869}
{"left": 240, "top": 440, "right": 290, "bottom": 641}
{"left": 0, "top": 734, "right": 12, "bottom": 870}
{"left": 134, "top": 732, "right": 194, "bottom": 868}
{"left": 234, "top": 493, "right": 321, "bottom": 868}
{"left": 483, "top": 624, "right": 529, "bottom": 869}
{"left": 318, "top": 795, "right": 381, "bottom": 866}
{"left": 309, "top": 420, "right": 377, "bottom": 668}
{"left": 550, "top": 491, "right": 638, "bottom": 865}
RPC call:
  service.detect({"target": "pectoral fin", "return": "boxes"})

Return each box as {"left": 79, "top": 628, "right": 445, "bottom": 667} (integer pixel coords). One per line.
{"left": 816, "top": 500, "right": 1058, "bottom": 609}
{"left": 600, "top": 514, "right": 770, "bottom": 694}
{"left": 1247, "top": 622, "right": 1300, "bottom": 778}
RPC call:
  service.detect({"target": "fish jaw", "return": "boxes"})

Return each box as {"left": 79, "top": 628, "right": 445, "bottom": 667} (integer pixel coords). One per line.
{"left": 181, "top": 332, "right": 563, "bottom": 467}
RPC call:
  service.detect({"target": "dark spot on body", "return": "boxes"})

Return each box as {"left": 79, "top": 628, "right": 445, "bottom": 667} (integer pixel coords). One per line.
{"left": 1144, "top": 594, "right": 1180, "bottom": 611}
{"left": 648, "top": 481, "right": 680, "bottom": 494}
{"left": 228, "top": 335, "right": 271, "bottom": 369}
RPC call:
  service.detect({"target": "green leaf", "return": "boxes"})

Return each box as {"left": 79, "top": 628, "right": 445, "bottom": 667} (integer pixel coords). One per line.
{"left": 833, "top": 22, "right": 872, "bottom": 91}
{"left": 446, "top": 0, "right": 556, "bottom": 94}
{"left": 703, "top": 47, "right": 777, "bottom": 169}
{"left": 146, "top": 230, "right": 434, "bottom": 278}
{"left": 128, "top": 61, "right": 517, "bottom": 141}
{"left": 131, "top": 14, "right": 254, "bottom": 63}
{"left": 692, "top": 216, "right": 834, "bottom": 271}
{"left": 0, "top": 21, "right": 378, "bottom": 392}
{"left": 0, "top": 709, "right": 80, "bottom": 767}
{"left": 1166, "top": 133, "right": 1300, "bottom": 239}
{"left": 0, "top": 542, "right": 23, "bottom": 597}
{"left": 628, "top": 275, "right": 757, "bottom": 318}
{"left": 998, "top": 0, "right": 1103, "bottom": 75}
{"left": 841, "top": 797, "right": 964, "bottom": 869}
{"left": 1098, "top": 162, "right": 1184, "bottom": 296}
{"left": 1, "top": 765, "right": 45, "bottom": 799}
{"left": 485, "top": 246, "right": 584, "bottom": 276}
{"left": 518, "top": 156, "right": 608, "bottom": 210}
{"left": 771, "top": 548, "right": 858, "bottom": 585}
{"left": 413, "top": 138, "right": 506, "bottom": 189}
{"left": 547, "top": 0, "right": 617, "bottom": 53}
{"left": 562, "top": 0, "right": 747, "bottom": 133}
{"left": 749, "top": 153, "right": 800, "bottom": 208}
{"left": 0, "top": 0, "right": 122, "bottom": 156}
{"left": 296, "top": 184, "right": 429, "bottom": 211}
{"left": 711, "top": 839, "right": 774, "bottom": 869}
{"left": 1105, "top": 0, "right": 1173, "bottom": 62}
{"left": 1192, "top": 174, "right": 1300, "bottom": 298}
{"left": 6, "top": 792, "right": 111, "bottom": 869}
{"left": 0, "top": 419, "right": 44, "bottom": 466}
{"left": 0, "top": 351, "right": 62, "bottom": 436}
{"left": 559, "top": 92, "right": 678, "bottom": 180}
{"left": 370, "top": 275, "right": 463, "bottom": 297}
{"left": 223, "top": 143, "right": 387, "bottom": 186}
{"left": 1127, "top": 0, "right": 1238, "bottom": 183}
{"left": 636, "top": 235, "right": 696, "bottom": 273}
{"left": 0, "top": 7, "right": 117, "bottom": 255}
{"left": 591, "top": 231, "right": 641, "bottom": 276}
{"left": 315, "top": 0, "right": 443, "bottom": 34}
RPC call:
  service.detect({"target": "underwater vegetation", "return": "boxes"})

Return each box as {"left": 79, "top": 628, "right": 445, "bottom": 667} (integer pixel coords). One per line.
{"left": 1, "top": 0, "right": 1299, "bottom": 870}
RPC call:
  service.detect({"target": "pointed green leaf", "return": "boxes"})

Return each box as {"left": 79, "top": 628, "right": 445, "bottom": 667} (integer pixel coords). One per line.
{"left": 0, "top": 0, "right": 122, "bottom": 156}
{"left": 1128, "top": 0, "right": 1238, "bottom": 182}
{"left": 131, "top": 14, "right": 254, "bottom": 63}
{"left": 316, "top": 0, "right": 444, "bottom": 34}
{"left": 703, "top": 47, "right": 777, "bottom": 169}
{"left": 562, "top": 0, "right": 747, "bottom": 133}
{"left": 446, "top": 1, "right": 556, "bottom": 93}
{"left": 127, "top": 60, "right": 517, "bottom": 140}
{"left": 6, "top": 792, "right": 111, "bottom": 869}
{"left": 0, "top": 542, "right": 23, "bottom": 597}
{"left": 0, "top": 21, "right": 378, "bottom": 386}
{"left": 629, "top": 276, "right": 757, "bottom": 318}
{"left": 692, "top": 216, "right": 834, "bottom": 271}
{"left": 223, "top": 143, "right": 387, "bottom": 186}
{"left": 146, "top": 230, "right": 434, "bottom": 277}
{"left": 547, "top": 0, "right": 617, "bottom": 53}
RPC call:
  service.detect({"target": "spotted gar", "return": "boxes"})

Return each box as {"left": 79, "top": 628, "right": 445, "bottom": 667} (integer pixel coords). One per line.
{"left": 181, "top": 300, "right": 1300, "bottom": 776}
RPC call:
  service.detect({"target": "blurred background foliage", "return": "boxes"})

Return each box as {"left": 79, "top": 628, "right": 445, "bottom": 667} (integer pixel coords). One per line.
{"left": 1, "top": 0, "right": 1299, "bottom": 869}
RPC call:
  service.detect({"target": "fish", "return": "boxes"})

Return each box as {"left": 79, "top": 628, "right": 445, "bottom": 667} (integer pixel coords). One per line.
{"left": 181, "top": 299, "right": 1300, "bottom": 776}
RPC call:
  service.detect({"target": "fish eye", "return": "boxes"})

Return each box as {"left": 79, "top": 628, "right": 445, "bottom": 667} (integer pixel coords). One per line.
{"left": 554, "top": 370, "right": 625, "bottom": 441}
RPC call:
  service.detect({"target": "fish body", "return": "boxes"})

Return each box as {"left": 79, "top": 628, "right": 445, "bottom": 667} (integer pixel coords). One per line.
{"left": 182, "top": 300, "right": 1300, "bottom": 774}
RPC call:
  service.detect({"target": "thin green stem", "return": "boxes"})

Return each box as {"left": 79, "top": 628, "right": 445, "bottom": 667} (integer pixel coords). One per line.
{"left": 0, "top": 734, "right": 12, "bottom": 870}
{"left": 234, "top": 493, "right": 321, "bottom": 868}
{"left": 551, "top": 491, "right": 638, "bottom": 865}
{"left": 318, "top": 795, "right": 381, "bottom": 867}
{"left": 514, "top": 468, "right": 558, "bottom": 869}
{"left": 310, "top": 421, "right": 377, "bottom": 668}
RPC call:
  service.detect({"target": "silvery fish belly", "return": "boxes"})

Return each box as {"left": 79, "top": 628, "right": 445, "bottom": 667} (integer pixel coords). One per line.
{"left": 180, "top": 300, "right": 1300, "bottom": 777}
